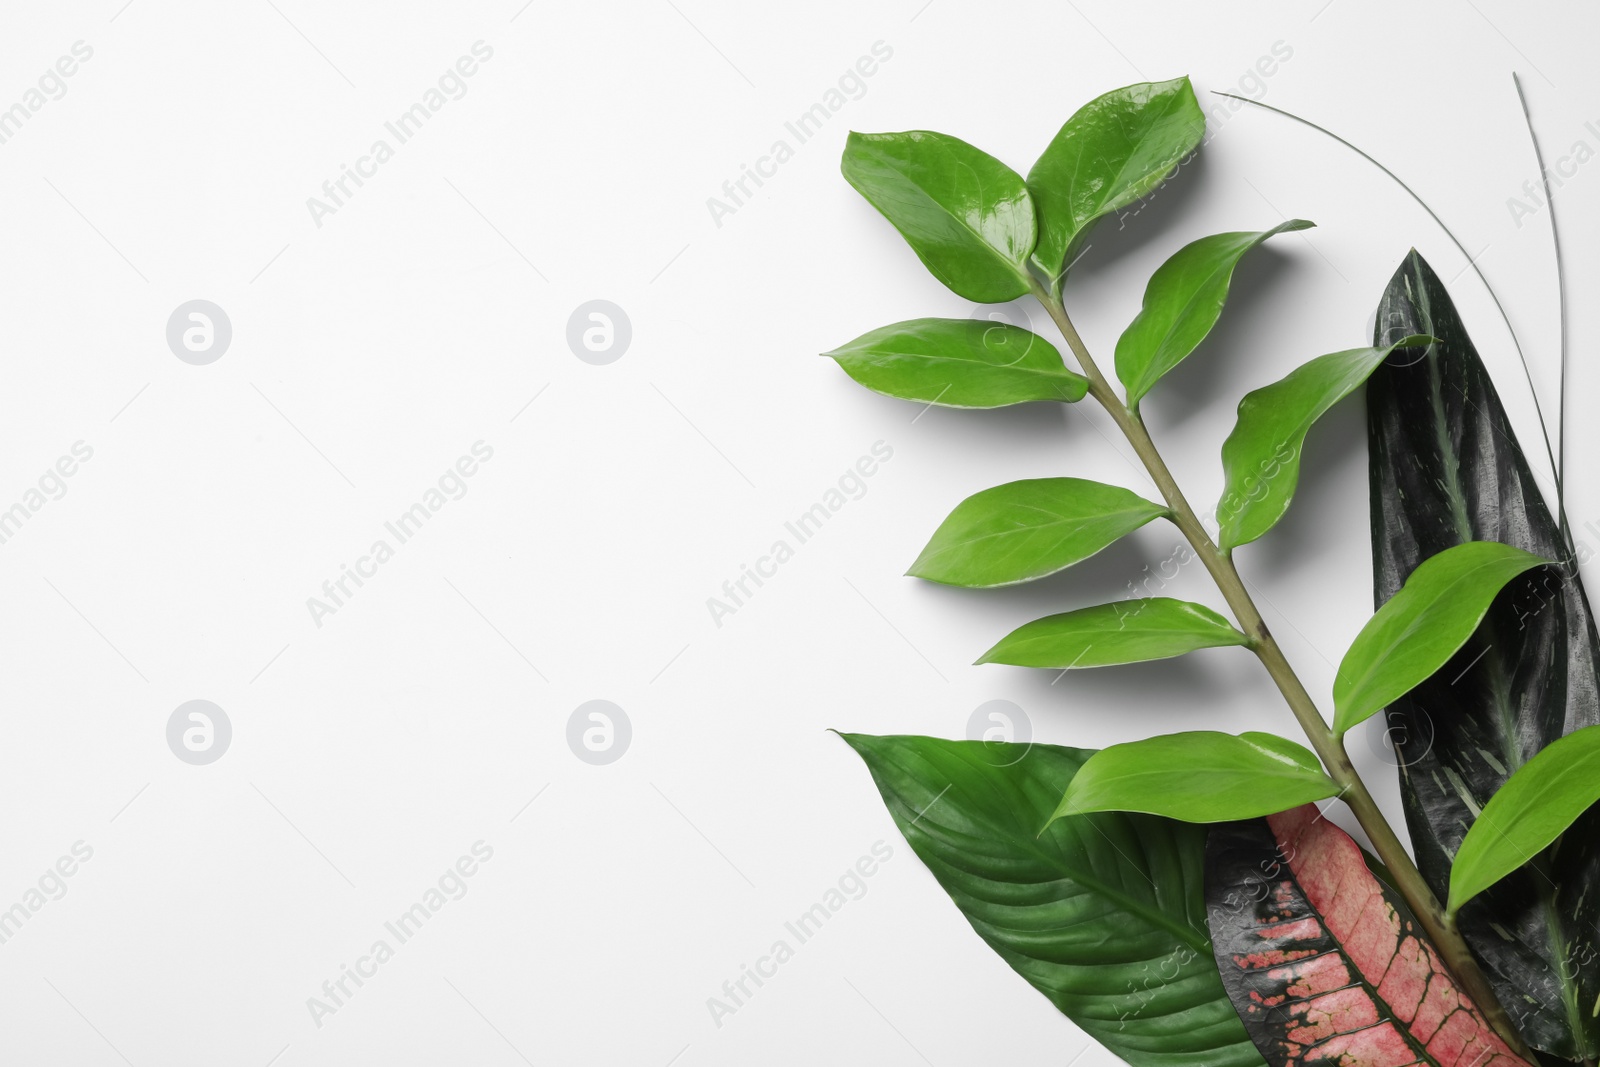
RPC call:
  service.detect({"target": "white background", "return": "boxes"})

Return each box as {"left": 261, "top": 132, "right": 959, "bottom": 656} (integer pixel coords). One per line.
{"left": 0, "top": 1, "right": 1595, "bottom": 1064}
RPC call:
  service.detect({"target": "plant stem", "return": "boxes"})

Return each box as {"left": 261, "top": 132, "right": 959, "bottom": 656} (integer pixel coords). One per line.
{"left": 1030, "top": 286, "right": 1536, "bottom": 1061}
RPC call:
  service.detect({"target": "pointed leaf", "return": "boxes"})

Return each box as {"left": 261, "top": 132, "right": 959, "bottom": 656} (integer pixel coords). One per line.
{"left": 979, "top": 597, "right": 1249, "bottom": 668}
{"left": 1333, "top": 541, "right": 1549, "bottom": 736}
{"left": 1117, "top": 221, "right": 1314, "bottom": 406}
{"left": 910, "top": 477, "right": 1167, "bottom": 588}
{"left": 1050, "top": 731, "right": 1337, "bottom": 825}
{"left": 1028, "top": 77, "right": 1206, "bottom": 286}
{"left": 1449, "top": 724, "right": 1600, "bottom": 915}
{"left": 824, "top": 318, "right": 1088, "bottom": 408}
{"left": 1206, "top": 806, "right": 1534, "bottom": 1067}
{"left": 842, "top": 131, "right": 1035, "bottom": 302}
{"left": 842, "top": 733, "right": 1266, "bottom": 1067}
{"left": 1368, "top": 250, "right": 1600, "bottom": 1060}
{"left": 1216, "top": 336, "right": 1433, "bottom": 552}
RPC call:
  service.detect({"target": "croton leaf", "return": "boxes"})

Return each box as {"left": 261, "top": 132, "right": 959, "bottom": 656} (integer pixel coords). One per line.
{"left": 978, "top": 597, "right": 1250, "bottom": 668}
{"left": 1206, "top": 805, "right": 1534, "bottom": 1067}
{"left": 824, "top": 318, "right": 1088, "bottom": 408}
{"left": 842, "top": 733, "right": 1266, "bottom": 1067}
{"left": 1368, "top": 251, "right": 1600, "bottom": 1062}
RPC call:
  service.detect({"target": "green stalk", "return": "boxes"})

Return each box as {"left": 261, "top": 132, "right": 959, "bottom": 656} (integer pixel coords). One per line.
{"left": 1030, "top": 284, "right": 1537, "bottom": 1062}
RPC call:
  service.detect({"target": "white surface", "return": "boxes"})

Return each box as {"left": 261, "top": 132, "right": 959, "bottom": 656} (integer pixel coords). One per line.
{"left": 0, "top": 1, "right": 1595, "bottom": 1063}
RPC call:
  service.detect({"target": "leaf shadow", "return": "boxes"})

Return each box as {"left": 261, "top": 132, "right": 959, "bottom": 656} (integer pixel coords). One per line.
{"left": 1242, "top": 396, "right": 1367, "bottom": 584}
{"left": 1067, "top": 150, "right": 1212, "bottom": 278}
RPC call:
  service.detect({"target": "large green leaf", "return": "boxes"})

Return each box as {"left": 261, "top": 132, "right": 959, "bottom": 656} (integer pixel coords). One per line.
{"left": 1116, "top": 221, "right": 1313, "bottom": 407}
{"left": 909, "top": 477, "right": 1167, "bottom": 587}
{"left": 1333, "top": 541, "right": 1549, "bottom": 736}
{"left": 1216, "top": 336, "right": 1432, "bottom": 552}
{"left": 1450, "top": 724, "right": 1600, "bottom": 915}
{"left": 823, "top": 318, "right": 1087, "bottom": 408}
{"left": 842, "top": 131, "right": 1035, "bottom": 302}
{"left": 1027, "top": 77, "right": 1205, "bottom": 288}
{"left": 978, "top": 597, "right": 1249, "bottom": 668}
{"left": 1369, "top": 250, "right": 1600, "bottom": 1062}
{"left": 841, "top": 733, "right": 1265, "bottom": 1067}
{"left": 1050, "top": 731, "right": 1337, "bottom": 825}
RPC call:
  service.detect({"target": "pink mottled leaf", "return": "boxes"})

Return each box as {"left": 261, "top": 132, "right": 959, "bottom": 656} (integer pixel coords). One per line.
{"left": 1205, "top": 806, "right": 1534, "bottom": 1067}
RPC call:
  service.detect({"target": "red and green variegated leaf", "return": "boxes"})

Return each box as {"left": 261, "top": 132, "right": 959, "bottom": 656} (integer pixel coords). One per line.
{"left": 1205, "top": 806, "right": 1534, "bottom": 1067}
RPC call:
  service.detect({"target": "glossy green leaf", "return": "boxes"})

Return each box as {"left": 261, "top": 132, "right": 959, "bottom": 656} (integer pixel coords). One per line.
{"left": 823, "top": 318, "right": 1087, "bottom": 408}
{"left": 1368, "top": 250, "right": 1600, "bottom": 1060}
{"left": 1448, "top": 724, "right": 1600, "bottom": 916}
{"left": 910, "top": 477, "right": 1167, "bottom": 587}
{"left": 1050, "top": 731, "right": 1337, "bottom": 825}
{"left": 978, "top": 597, "right": 1249, "bottom": 668}
{"left": 1333, "top": 541, "right": 1550, "bottom": 736}
{"left": 1027, "top": 77, "right": 1205, "bottom": 287}
{"left": 841, "top": 733, "right": 1266, "bottom": 1067}
{"left": 842, "top": 131, "right": 1034, "bottom": 302}
{"left": 1116, "top": 221, "right": 1313, "bottom": 406}
{"left": 1216, "top": 335, "right": 1433, "bottom": 552}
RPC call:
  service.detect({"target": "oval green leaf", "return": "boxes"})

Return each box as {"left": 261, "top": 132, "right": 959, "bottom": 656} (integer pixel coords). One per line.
{"left": 841, "top": 733, "right": 1267, "bottom": 1067}
{"left": 1217, "top": 335, "right": 1433, "bottom": 552}
{"left": 1049, "top": 730, "right": 1338, "bottom": 825}
{"left": 842, "top": 130, "right": 1035, "bottom": 302}
{"left": 910, "top": 477, "right": 1167, "bottom": 588}
{"left": 823, "top": 318, "right": 1088, "bottom": 408}
{"left": 1027, "top": 77, "right": 1205, "bottom": 288}
{"left": 1115, "top": 221, "right": 1314, "bottom": 406}
{"left": 978, "top": 597, "right": 1249, "bottom": 668}
{"left": 1448, "top": 724, "right": 1600, "bottom": 916}
{"left": 1333, "top": 541, "right": 1551, "bottom": 736}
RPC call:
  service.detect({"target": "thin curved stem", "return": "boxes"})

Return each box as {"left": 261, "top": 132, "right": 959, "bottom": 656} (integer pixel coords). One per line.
{"left": 1029, "top": 283, "right": 1536, "bottom": 1061}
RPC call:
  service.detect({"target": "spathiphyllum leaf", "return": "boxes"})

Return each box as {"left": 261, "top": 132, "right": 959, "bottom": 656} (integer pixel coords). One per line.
{"left": 823, "top": 318, "right": 1088, "bottom": 408}
{"left": 1116, "top": 221, "right": 1314, "bottom": 406}
{"left": 841, "top": 734, "right": 1266, "bottom": 1067}
{"left": 1333, "top": 541, "right": 1549, "bottom": 736}
{"left": 909, "top": 477, "right": 1167, "bottom": 587}
{"left": 1369, "top": 250, "right": 1600, "bottom": 1061}
{"left": 1206, "top": 806, "right": 1534, "bottom": 1067}
{"left": 1449, "top": 724, "right": 1600, "bottom": 916}
{"left": 842, "top": 131, "right": 1035, "bottom": 302}
{"left": 978, "top": 597, "right": 1249, "bottom": 668}
{"left": 1216, "top": 336, "right": 1433, "bottom": 553}
{"left": 1028, "top": 77, "right": 1206, "bottom": 287}
{"left": 1049, "top": 731, "right": 1337, "bottom": 826}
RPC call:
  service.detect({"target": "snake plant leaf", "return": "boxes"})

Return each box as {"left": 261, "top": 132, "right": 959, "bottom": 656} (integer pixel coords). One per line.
{"left": 1368, "top": 250, "right": 1600, "bottom": 1062}
{"left": 1449, "top": 724, "right": 1600, "bottom": 916}
{"left": 1049, "top": 731, "right": 1337, "bottom": 825}
{"left": 1027, "top": 77, "right": 1206, "bottom": 289}
{"left": 1216, "top": 335, "right": 1433, "bottom": 553}
{"left": 1334, "top": 541, "right": 1549, "bottom": 736}
{"left": 1116, "top": 221, "right": 1314, "bottom": 407}
{"left": 978, "top": 597, "right": 1249, "bottom": 668}
{"left": 1206, "top": 806, "right": 1535, "bottom": 1067}
{"left": 909, "top": 477, "right": 1167, "bottom": 588}
{"left": 842, "top": 131, "right": 1035, "bottom": 302}
{"left": 841, "top": 733, "right": 1266, "bottom": 1067}
{"left": 823, "top": 318, "right": 1088, "bottom": 408}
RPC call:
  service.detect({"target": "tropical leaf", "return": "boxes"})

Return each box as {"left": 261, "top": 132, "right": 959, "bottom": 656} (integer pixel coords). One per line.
{"left": 842, "top": 733, "right": 1266, "bottom": 1067}
{"left": 1367, "top": 251, "right": 1600, "bottom": 1061}
{"left": 978, "top": 597, "right": 1249, "bottom": 668}
{"left": 1205, "top": 805, "right": 1534, "bottom": 1067}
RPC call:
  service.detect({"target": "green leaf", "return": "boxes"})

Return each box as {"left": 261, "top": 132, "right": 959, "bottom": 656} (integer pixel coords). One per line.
{"left": 1368, "top": 250, "right": 1600, "bottom": 1061}
{"left": 1448, "top": 724, "right": 1600, "bottom": 916}
{"left": 1050, "top": 731, "right": 1337, "bottom": 825}
{"left": 1027, "top": 77, "right": 1206, "bottom": 287}
{"left": 840, "top": 733, "right": 1266, "bottom": 1067}
{"left": 842, "top": 131, "right": 1035, "bottom": 302}
{"left": 910, "top": 477, "right": 1167, "bottom": 587}
{"left": 1115, "top": 221, "right": 1314, "bottom": 406}
{"left": 978, "top": 597, "right": 1249, "bottom": 668}
{"left": 1333, "top": 541, "right": 1550, "bottom": 736}
{"left": 1216, "top": 335, "right": 1433, "bottom": 552}
{"left": 823, "top": 318, "right": 1087, "bottom": 408}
